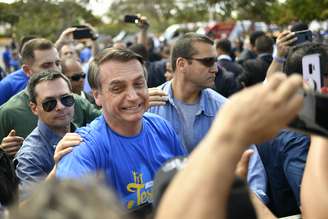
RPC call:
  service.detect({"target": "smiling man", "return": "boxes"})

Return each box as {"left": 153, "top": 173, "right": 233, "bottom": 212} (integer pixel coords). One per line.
{"left": 56, "top": 48, "right": 186, "bottom": 210}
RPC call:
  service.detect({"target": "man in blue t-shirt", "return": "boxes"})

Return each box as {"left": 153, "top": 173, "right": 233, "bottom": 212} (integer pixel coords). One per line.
{"left": 56, "top": 48, "right": 187, "bottom": 209}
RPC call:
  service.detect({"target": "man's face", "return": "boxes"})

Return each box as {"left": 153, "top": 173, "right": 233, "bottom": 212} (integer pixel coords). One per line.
{"left": 27, "top": 48, "right": 61, "bottom": 76}
{"left": 63, "top": 61, "right": 85, "bottom": 95}
{"left": 30, "top": 78, "right": 74, "bottom": 132}
{"left": 60, "top": 45, "right": 78, "bottom": 60}
{"left": 183, "top": 42, "right": 217, "bottom": 89}
{"left": 94, "top": 59, "right": 149, "bottom": 130}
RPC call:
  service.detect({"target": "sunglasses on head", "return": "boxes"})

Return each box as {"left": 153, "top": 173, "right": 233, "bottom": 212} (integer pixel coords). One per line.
{"left": 70, "top": 73, "right": 86, "bottom": 81}
{"left": 41, "top": 94, "right": 75, "bottom": 112}
{"left": 187, "top": 56, "right": 217, "bottom": 67}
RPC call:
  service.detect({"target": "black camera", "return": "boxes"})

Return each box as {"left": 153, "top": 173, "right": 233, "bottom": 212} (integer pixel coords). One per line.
{"left": 72, "top": 25, "right": 98, "bottom": 40}
{"left": 123, "top": 15, "right": 140, "bottom": 23}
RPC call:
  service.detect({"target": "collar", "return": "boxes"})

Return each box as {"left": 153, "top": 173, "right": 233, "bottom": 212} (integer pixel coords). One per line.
{"left": 38, "top": 120, "right": 77, "bottom": 149}
{"left": 160, "top": 81, "right": 217, "bottom": 117}
{"left": 218, "top": 54, "right": 232, "bottom": 61}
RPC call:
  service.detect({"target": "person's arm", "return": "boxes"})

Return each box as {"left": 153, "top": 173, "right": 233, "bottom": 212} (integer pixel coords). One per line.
{"left": 136, "top": 16, "right": 149, "bottom": 49}
{"left": 301, "top": 135, "right": 328, "bottom": 219}
{"left": 156, "top": 73, "right": 303, "bottom": 219}
{"left": 250, "top": 192, "right": 277, "bottom": 219}
{"left": 266, "top": 31, "right": 296, "bottom": 79}
{"left": 46, "top": 133, "right": 82, "bottom": 180}
{"left": 54, "top": 27, "right": 76, "bottom": 51}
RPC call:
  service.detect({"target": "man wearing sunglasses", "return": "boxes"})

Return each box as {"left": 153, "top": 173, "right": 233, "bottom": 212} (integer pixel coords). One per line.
{"left": 14, "top": 70, "right": 81, "bottom": 198}
{"left": 147, "top": 33, "right": 268, "bottom": 206}
{"left": 0, "top": 38, "right": 101, "bottom": 158}
{"left": 56, "top": 48, "right": 187, "bottom": 210}
{"left": 61, "top": 58, "right": 97, "bottom": 107}
{"left": 148, "top": 33, "right": 226, "bottom": 153}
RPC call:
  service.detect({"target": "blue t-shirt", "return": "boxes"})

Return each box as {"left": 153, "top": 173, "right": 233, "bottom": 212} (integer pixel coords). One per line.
{"left": 0, "top": 69, "right": 28, "bottom": 106}
{"left": 56, "top": 113, "right": 186, "bottom": 209}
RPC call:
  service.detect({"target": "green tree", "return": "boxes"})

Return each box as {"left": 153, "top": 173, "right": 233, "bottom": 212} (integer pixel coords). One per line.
{"left": 0, "top": 0, "right": 101, "bottom": 41}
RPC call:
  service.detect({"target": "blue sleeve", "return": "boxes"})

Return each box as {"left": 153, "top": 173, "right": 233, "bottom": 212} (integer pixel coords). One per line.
{"left": 283, "top": 134, "right": 309, "bottom": 206}
{"left": 247, "top": 145, "right": 269, "bottom": 204}
{"left": 56, "top": 139, "right": 98, "bottom": 180}
{"left": 0, "top": 80, "right": 13, "bottom": 105}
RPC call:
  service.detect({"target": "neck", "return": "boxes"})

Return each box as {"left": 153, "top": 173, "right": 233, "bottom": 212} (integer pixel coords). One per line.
{"left": 105, "top": 116, "right": 142, "bottom": 137}
{"left": 52, "top": 125, "right": 71, "bottom": 137}
{"left": 172, "top": 77, "right": 201, "bottom": 104}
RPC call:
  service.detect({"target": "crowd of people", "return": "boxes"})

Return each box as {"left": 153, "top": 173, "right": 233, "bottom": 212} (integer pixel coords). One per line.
{"left": 0, "top": 17, "right": 328, "bottom": 219}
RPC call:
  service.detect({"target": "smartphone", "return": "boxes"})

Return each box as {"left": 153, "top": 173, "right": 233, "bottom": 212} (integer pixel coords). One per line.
{"left": 288, "top": 90, "right": 328, "bottom": 137}
{"left": 302, "top": 53, "right": 323, "bottom": 92}
{"left": 73, "top": 28, "right": 94, "bottom": 40}
{"left": 124, "top": 15, "right": 140, "bottom": 23}
{"left": 293, "top": 29, "right": 312, "bottom": 45}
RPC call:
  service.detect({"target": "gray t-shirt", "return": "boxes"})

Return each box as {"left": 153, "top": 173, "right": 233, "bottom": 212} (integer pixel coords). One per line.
{"left": 173, "top": 97, "right": 200, "bottom": 152}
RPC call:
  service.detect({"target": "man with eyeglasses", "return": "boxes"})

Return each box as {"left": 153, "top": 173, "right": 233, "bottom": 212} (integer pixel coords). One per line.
{"left": 0, "top": 38, "right": 100, "bottom": 158}
{"left": 61, "top": 58, "right": 97, "bottom": 107}
{"left": 148, "top": 33, "right": 268, "bottom": 206}
{"left": 148, "top": 32, "right": 226, "bottom": 153}
{"left": 14, "top": 70, "right": 81, "bottom": 199}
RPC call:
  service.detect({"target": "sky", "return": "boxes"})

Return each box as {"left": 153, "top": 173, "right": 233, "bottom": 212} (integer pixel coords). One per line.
{"left": 0, "top": 0, "right": 112, "bottom": 16}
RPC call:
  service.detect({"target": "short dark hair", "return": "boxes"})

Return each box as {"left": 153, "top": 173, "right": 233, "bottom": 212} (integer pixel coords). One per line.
{"left": 250, "top": 31, "right": 265, "bottom": 47}
{"left": 90, "top": 47, "right": 145, "bottom": 90}
{"left": 216, "top": 39, "right": 232, "bottom": 54}
{"left": 285, "top": 42, "right": 328, "bottom": 77}
{"left": 61, "top": 58, "right": 82, "bottom": 75}
{"left": 21, "top": 38, "right": 54, "bottom": 64}
{"left": 129, "top": 43, "right": 149, "bottom": 61}
{"left": 28, "top": 70, "right": 72, "bottom": 103}
{"left": 255, "top": 35, "right": 274, "bottom": 54}
{"left": 171, "top": 32, "right": 214, "bottom": 72}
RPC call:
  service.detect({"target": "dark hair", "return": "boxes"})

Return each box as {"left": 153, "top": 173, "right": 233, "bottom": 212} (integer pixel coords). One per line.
{"left": 171, "top": 32, "right": 214, "bottom": 72}
{"left": 255, "top": 35, "right": 274, "bottom": 54}
{"left": 28, "top": 70, "right": 72, "bottom": 103}
{"left": 285, "top": 42, "right": 328, "bottom": 77}
{"left": 0, "top": 148, "right": 19, "bottom": 206}
{"left": 129, "top": 44, "right": 149, "bottom": 61}
{"left": 216, "top": 39, "right": 232, "bottom": 54}
{"left": 250, "top": 31, "right": 265, "bottom": 47}
{"left": 90, "top": 47, "right": 145, "bottom": 90}
{"left": 19, "top": 36, "right": 37, "bottom": 55}
{"left": 21, "top": 38, "right": 54, "bottom": 64}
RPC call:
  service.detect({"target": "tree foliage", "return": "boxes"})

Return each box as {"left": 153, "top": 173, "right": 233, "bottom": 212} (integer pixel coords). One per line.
{"left": 0, "top": 0, "right": 100, "bottom": 41}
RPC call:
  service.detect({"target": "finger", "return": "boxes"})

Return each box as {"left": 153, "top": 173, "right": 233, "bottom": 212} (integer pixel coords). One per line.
{"left": 279, "top": 32, "right": 295, "bottom": 42}
{"left": 235, "top": 149, "right": 254, "bottom": 180}
{"left": 2, "top": 136, "right": 24, "bottom": 143}
{"left": 1, "top": 142, "right": 23, "bottom": 149}
{"left": 264, "top": 73, "right": 287, "bottom": 91}
{"left": 57, "top": 140, "right": 81, "bottom": 150}
{"left": 148, "top": 101, "right": 167, "bottom": 107}
{"left": 148, "top": 89, "right": 168, "bottom": 96}
{"left": 4, "top": 146, "right": 21, "bottom": 154}
{"left": 149, "top": 96, "right": 168, "bottom": 102}
{"left": 54, "top": 147, "right": 74, "bottom": 163}
{"left": 8, "top": 129, "right": 16, "bottom": 137}
{"left": 275, "top": 74, "right": 303, "bottom": 102}
{"left": 281, "top": 37, "right": 297, "bottom": 46}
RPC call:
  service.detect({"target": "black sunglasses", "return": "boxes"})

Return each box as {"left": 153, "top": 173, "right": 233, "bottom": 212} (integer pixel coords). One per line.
{"left": 41, "top": 94, "right": 75, "bottom": 112}
{"left": 187, "top": 57, "right": 217, "bottom": 67}
{"left": 70, "top": 73, "right": 86, "bottom": 81}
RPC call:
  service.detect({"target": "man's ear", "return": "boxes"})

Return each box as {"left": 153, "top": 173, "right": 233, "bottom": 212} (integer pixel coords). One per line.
{"left": 22, "top": 64, "right": 33, "bottom": 77}
{"left": 29, "top": 101, "right": 39, "bottom": 116}
{"left": 93, "top": 89, "right": 102, "bottom": 107}
{"left": 176, "top": 57, "right": 187, "bottom": 72}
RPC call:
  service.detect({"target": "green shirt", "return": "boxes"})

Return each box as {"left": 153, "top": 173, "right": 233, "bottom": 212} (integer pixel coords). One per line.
{"left": 0, "top": 90, "right": 101, "bottom": 140}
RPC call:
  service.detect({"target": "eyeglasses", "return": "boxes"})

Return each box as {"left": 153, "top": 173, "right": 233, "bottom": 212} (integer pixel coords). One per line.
{"left": 70, "top": 73, "right": 86, "bottom": 81}
{"left": 186, "top": 57, "right": 217, "bottom": 67}
{"left": 41, "top": 94, "right": 75, "bottom": 112}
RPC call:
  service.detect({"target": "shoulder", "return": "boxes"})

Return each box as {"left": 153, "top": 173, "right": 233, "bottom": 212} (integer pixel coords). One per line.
{"left": 75, "top": 115, "right": 104, "bottom": 139}
{"left": 203, "top": 89, "right": 227, "bottom": 104}
{"left": 143, "top": 112, "right": 173, "bottom": 131}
